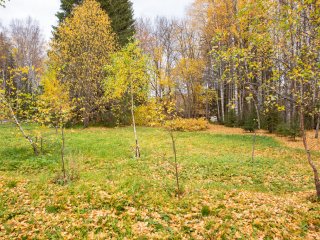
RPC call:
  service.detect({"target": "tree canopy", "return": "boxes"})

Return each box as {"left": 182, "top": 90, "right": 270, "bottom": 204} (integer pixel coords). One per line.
{"left": 49, "top": 0, "right": 117, "bottom": 126}
{"left": 56, "top": 0, "right": 135, "bottom": 46}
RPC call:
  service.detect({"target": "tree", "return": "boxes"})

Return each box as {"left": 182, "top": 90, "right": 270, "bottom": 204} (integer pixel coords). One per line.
{"left": 0, "top": 20, "right": 44, "bottom": 155}
{"left": 104, "top": 40, "right": 149, "bottom": 158}
{"left": 136, "top": 17, "right": 208, "bottom": 118}
{"left": 56, "top": 0, "right": 135, "bottom": 46}
{"left": 9, "top": 17, "right": 45, "bottom": 95}
{"left": 49, "top": 0, "right": 117, "bottom": 127}
{"left": 0, "top": 72, "right": 39, "bottom": 155}
{"left": 173, "top": 57, "right": 206, "bottom": 118}
{"left": 0, "top": 26, "right": 13, "bottom": 92}
{"left": 38, "top": 68, "right": 73, "bottom": 184}
{"left": 0, "top": 0, "right": 8, "bottom": 7}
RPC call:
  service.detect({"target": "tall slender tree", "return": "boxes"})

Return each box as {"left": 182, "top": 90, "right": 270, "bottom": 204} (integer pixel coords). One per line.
{"left": 104, "top": 40, "right": 149, "bottom": 158}
{"left": 56, "top": 0, "right": 135, "bottom": 46}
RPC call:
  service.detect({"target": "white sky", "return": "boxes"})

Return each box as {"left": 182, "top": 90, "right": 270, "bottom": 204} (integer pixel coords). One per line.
{"left": 0, "top": 0, "right": 193, "bottom": 40}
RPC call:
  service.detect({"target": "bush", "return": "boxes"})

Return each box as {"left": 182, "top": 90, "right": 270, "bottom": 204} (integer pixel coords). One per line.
{"left": 276, "top": 123, "right": 290, "bottom": 136}
{"left": 276, "top": 123, "right": 301, "bottom": 140}
{"left": 263, "top": 109, "right": 280, "bottom": 133}
{"left": 165, "top": 118, "right": 209, "bottom": 132}
{"left": 242, "top": 113, "right": 258, "bottom": 133}
{"left": 224, "top": 110, "right": 238, "bottom": 127}
{"left": 135, "top": 100, "right": 165, "bottom": 127}
{"left": 287, "top": 123, "right": 301, "bottom": 140}
{"left": 135, "top": 100, "right": 209, "bottom": 131}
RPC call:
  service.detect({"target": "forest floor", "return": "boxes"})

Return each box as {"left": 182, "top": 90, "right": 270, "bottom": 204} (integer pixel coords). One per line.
{"left": 0, "top": 123, "right": 319, "bottom": 239}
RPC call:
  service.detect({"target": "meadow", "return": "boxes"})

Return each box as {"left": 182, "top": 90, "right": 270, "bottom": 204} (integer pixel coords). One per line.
{"left": 0, "top": 124, "right": 319, "bottom": 239}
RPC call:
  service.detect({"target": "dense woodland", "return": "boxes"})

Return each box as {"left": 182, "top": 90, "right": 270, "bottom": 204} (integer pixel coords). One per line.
{"left": 0, "top": 0, "right": 320, "bottom": 236}
{"left": 1, "top": 1, "right": 319, "bottom": 130}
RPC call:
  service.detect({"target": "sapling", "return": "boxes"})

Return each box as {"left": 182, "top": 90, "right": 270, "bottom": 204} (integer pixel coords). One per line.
{"left": 38, "top": 69, "right": 73, "bottom": 184}
{"left": 104, "top": 40, "right": 149, "bottom": 159}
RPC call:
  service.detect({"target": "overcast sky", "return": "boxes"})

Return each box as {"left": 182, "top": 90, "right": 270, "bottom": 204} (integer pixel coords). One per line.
{"left": 0, "top": 0, "right": 193, "bottom": 40}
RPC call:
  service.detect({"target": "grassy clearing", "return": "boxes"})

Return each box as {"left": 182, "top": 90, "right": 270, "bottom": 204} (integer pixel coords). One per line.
{"left": 0, "top": 123, "right": 319, "bottom": 239}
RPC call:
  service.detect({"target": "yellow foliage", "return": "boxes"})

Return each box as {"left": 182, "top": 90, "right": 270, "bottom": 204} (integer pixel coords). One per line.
{"left": 49, "top": 0, "right": 117, "bottom": 122}
{"left": 136, "top": 101, "right": 209, "bottom": 131}
{"left": 165, "top": 118, "right": 209, "bottom": 132}
{"left": 37, "top": 69, "right": 72, "bottom": 127}
{"left": 135, "top": 97, "right": 209, "bottom": 131}
{"left": 135, "top": 99, "right": 166, "bottom": 127}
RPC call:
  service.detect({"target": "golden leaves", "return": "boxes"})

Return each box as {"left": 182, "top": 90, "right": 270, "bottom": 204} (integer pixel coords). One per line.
{"left": 49, "top": 0, "right": 117, "bottom": 120}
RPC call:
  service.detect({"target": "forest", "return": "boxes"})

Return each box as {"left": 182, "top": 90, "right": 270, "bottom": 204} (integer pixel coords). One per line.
{"left": 0, "top": 0, "right": 320, "bottom": 239}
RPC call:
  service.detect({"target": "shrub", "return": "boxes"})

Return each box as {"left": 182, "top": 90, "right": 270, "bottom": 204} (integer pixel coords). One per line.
{"left": 242, "top": 113, "right": 258, "bottom": 132}
{"left": 276, "top": 123, "right": 290, "bottom": 137}
{"left": 263, "top": 109, "right": 280, "bottom": 133}
{"left": 135, "top": 100, "right": 165, "bottom": 127}
{"left": 287, "top": 123, "right": 301, "bottom": 140}
{"left": 165, "top": 118, "right": 209, "bottom": 132}
{"left": 135, "top": 100, "right": 209, "bottom": 131}
{"left": 224, "top": 110, "right": 238, "bottom": 127}
{"left": 276, "top": 123, "right": 301, "bottom": 140}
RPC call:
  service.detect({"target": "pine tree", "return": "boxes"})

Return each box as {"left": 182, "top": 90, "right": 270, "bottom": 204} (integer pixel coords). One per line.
{"left": 56, "top": 0, "right": 135, "bottom": 46}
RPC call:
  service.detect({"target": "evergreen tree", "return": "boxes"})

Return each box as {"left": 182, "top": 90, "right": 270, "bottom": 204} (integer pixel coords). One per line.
{"left": 56, "top": 0, "right": 135, "bottom": 46}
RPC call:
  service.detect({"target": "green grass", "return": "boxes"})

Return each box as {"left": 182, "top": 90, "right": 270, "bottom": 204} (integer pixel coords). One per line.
{"left": 0, "top": 123, "right": 319, "bottom": 239}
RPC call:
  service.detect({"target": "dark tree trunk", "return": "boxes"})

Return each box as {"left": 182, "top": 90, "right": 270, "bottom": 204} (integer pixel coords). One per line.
{"left": 300, "top": 109, "right": 320, "bottom": 198}
{"left": 315, "top": 114, "right": 319, "bottom": 139}
{"left": 251, "top": 131, "right": 257, "bottom": 162}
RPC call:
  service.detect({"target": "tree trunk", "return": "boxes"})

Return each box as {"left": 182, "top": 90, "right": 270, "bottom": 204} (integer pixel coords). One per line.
{"left": 251, "top": 131, "right": 256, "bottom": 162}
{"left": 7, "top": 101, "right": 39, "bottom": 155}
{"left": 220, "top": 80, "right": 225, "bottom": 122}
{"left": 61, "top": 127, "right": 66, "bottom": 183}
{"left": 315, "top": 114, "right": 319, "bottom": 139}
{"left": 170, "top": 129, "right": 181, "bottom": 199}
{"left": 205, "top": 83, "right": 209, "bottom": 120}
{"left": 253, "top": 99, "right": 261, "bottom": 130}
{"left": 300, "top": 109, "right": 320, "bottom": 198}
{"left": 216, "top": 93, "right": 221, "bottom": 122}
{"left": 131, "top": 82, "right": 140, "bottom": 158}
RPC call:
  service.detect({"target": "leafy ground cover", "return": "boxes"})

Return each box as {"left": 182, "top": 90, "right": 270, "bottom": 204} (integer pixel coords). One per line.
{"left": 0, "top": 124, "right": 319, "bottom": 239}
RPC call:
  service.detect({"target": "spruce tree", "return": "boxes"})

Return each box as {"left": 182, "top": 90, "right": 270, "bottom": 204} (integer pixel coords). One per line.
{"left": 56, "top": 0, "right": 135, "bottom": 46}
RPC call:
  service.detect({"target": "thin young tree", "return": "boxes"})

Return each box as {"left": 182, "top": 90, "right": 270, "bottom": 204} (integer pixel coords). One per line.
{"left": 104, "top": 40, "right": 149, "bottom": 158}
{"left": 0, "top": 67, "right": 39, "bottom": 155}
{"left": 0, "top": 91, "right": 39, "bottom": 155}
{"left": 38, "top": 68, "right": 73, "bottom": 184}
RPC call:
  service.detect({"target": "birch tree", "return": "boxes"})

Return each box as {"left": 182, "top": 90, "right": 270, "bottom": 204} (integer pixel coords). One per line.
{"left": 104, "top": 40, "right": 149, "bottom": 158}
